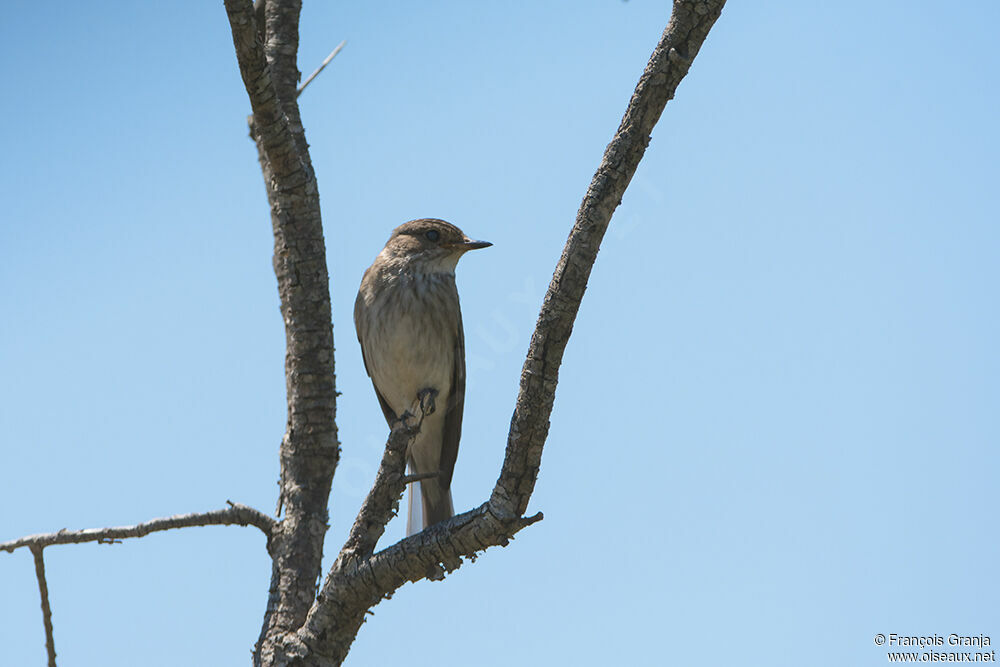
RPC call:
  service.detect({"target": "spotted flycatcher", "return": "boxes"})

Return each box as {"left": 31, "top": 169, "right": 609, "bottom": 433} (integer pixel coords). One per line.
{"left": 354, "top": 219, "right": 491, "bottom": 534}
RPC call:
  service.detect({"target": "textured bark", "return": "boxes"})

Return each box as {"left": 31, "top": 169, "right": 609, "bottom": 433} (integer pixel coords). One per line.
{"left": 223, "top": 2, "right": 340, "bottom": 665}
{"left": 330, "top": 419, "right": 418, "bottom": 576}
{"left": 282, "top": 504, "right": 541, "bottom": 666}
{"left": 0, "top": 504, "right": 275, "bottom": 553}
{"left": 492, "top": 0, "right": 726, "bottom": 518}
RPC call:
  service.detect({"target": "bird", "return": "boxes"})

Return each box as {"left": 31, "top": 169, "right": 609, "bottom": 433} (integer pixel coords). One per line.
{"left": 354, "top": 218, "right": 491, "bottom": 535}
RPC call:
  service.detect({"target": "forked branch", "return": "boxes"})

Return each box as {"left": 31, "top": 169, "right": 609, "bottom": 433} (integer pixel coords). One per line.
{"left": 2, "top": 502, "right": 275, "bottom": 667}
{"left": 224, "top": 1, "right": 340, "bottom": 664}
{"left": 0, "top": 503, "right": 277, "bottom": 553}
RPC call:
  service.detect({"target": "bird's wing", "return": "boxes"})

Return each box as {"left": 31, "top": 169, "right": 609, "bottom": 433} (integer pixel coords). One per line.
{"left": 439, "top": 312, "right": 466, "bottom": 488}
{"left": 355, "top": 285, "right": 398, "bottom": 426}
{"left": 367, "top": 362, "right": 398, "bottom": 426}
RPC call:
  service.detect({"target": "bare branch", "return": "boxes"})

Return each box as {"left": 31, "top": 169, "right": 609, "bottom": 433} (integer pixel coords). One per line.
{"left": 224, "top": 1, "right": 279, "bottom": 132}
{"left": 287, "top": 505, "right": 543, "bottom": 665}
{"left": 330, "top": 419, "right": 418, "bottom": 575}
{"left": 263, "top": 0, "right": 311, "bottom": 159}
{"left": 490, "top": 0, "right": 727, "bottom": 518}
{"left": 31, "top": 547, "right": 56, "bottom": 667}
{"left": 331, "top": 401, "right": 443, "bottom": 579}
{"left": 297, "top": 40, "right": 346, "bottom": 98}
{"left": 224, "top": 1, "right": 339, "bottom": 663}
{"left": 8, "top": 505, "right": 273, "bottom": 666}
{"left": 224, "top": 0, "right": 303, "bottom": 181}
{"left": 0, "top": 503, "right": 277, "bottom": 554}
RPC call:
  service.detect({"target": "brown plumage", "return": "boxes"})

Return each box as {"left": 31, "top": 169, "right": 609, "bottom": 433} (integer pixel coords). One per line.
{"left": 354, "top": 219, "right": 490, "bottom": 534}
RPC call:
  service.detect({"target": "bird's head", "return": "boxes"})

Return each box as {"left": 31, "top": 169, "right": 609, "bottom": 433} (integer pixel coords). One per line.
{"left": 381, "top": 218, "right": 491, "bottom": 274}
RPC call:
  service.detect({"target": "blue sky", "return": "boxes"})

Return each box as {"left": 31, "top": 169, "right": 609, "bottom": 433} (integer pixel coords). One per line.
{"left": 1, "top": 2, "right": 998, "bottom": 665}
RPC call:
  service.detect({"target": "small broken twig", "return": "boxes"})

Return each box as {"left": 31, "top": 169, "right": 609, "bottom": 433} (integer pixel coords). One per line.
{"left": 297, "top": 40, "right": 346, "bottom": 98}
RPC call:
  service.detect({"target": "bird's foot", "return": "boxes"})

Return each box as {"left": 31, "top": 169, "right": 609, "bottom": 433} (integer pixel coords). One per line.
{"left": 398, "top": 409, "right": 421, "bottom": 431}
{"left": 400, "top": 470, "right": 441, "bottom": 485}
{"left": 400, "top": 388, "right": 438, "bottom": 431}
{"left": 417, "top": 387, "right": 438, "bottom": 417}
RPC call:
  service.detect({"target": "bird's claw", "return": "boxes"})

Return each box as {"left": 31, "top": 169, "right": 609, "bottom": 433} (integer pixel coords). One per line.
{"left": 399, "top": 389, "right": 439, "bottom": 431}
{"left": 399, "top": 409, "right": 420, "bottom": 431}
{"left": 417, "top": 387, "right": 438, "bottom": 417}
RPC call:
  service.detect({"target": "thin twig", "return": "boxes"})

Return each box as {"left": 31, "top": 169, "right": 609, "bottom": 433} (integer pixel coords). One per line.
{"left": 297, "top": 40, "right": 346, "bottom": 98}
{"left": 0, "top": 503, "right": 276, "bottom": 554}
{"left": 31, "top": 546, "right": 57, "bottom": 667}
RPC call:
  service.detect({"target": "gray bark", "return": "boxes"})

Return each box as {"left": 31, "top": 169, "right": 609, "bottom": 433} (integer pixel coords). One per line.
{"left": 224, "top": 2, "right": 340, "bottom": 664}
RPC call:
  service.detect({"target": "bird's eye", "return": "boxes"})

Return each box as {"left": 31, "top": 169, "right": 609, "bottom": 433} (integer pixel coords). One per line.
{"left": 425, "top": 230, "right": 440, "bottom": 242}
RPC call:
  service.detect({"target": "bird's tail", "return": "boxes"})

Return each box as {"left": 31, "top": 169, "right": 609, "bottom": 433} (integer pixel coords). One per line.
{"left": 405, "top": 477, "right": 454, "bottom": 536}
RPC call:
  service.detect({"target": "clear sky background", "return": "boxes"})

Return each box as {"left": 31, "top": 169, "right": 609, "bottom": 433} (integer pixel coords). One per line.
{"left": 1, "top": 2, "right": 997, "bottom": 666}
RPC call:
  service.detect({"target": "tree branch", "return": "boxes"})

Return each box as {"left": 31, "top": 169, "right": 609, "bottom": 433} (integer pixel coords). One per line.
{"left": 264, "top": 0, "right": 310, "bottom": 157}
{"left": 31, "top": 547, "right": 56, "bottom": 667}
{"left": 224, "top": 0, "right": 299, "bottom": 181}
{"left": 298, "top": 40, "right": 346, "bottom": 98}
{"left": 330, "top": 418, "right": 419, "bottom": 575}
{"left": 0, "top": 503, "right": 277, "bottom": 553}
{"left": 4, "top": 504, "right": 274, "bottom": 667}
{"left": 287, "top": 505, "right": 543, "bottom": 666}
{"left": 491, "top": 0, "right": 726, "bottom": 518}
{"left": 224, "top": 1, "right": 340, "bottom": 664}
{"left": 272, "top": 1, "right": 727, "bottom": 663}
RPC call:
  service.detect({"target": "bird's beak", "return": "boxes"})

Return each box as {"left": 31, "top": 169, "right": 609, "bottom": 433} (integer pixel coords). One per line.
{"left": 445, "top": 238, "right": 492, "bottom": 251}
